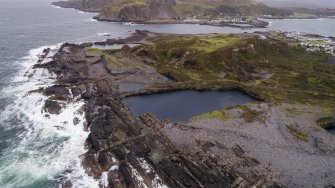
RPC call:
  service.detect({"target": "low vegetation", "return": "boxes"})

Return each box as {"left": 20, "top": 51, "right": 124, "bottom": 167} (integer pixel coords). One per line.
{"left": 286, "top": 125, "right": 309, "bottom": 142}
{"left": 144, "top": 34, "right": 335, "bottom": 108}
{"left": 238, "top": 105, "right": 261, "bottom": 122}
{"left": 317, "top": 117, "right": 335, "bottom": 129}
{"left": 193, "top": 109, "right": 230, "bottom": 120}
{"left": 86, "top": 47, "right": 145, "bottom": 69}
{"left": 96, "top": 0, "right": 292, "bottom": 21}
{"left": 86, "top": 33, "right": 335, "bottom": 111}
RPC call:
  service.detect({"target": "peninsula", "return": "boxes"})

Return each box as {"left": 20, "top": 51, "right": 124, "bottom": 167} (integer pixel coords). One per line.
{"left": 33, "top": 30, "right": 335, "bottom": 187}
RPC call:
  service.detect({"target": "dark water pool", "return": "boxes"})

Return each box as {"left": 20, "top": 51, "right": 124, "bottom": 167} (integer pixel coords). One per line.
{"left": 123, "top": 90, "right": 254, "bottom": 121}
{"left": 327, "top": 127, "right": 335, "bottom": 134}
{"left": 119, "top": 82, "right": 145, "bottom": 92}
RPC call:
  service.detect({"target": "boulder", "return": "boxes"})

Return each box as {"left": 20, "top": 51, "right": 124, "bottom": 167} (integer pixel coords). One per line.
{"left": 43, "top": 100, "right": 62, "bottom": 114}
{"left": 183, "top": 59, "right": 197, "bottom": 67}
{"left": 317, "top": 117, "right": 335, "bottom": 129}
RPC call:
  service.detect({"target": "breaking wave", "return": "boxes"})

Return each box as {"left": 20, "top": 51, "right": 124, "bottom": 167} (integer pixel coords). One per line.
{"left": 0, "top": 45, "right": 98, "bottom": 187}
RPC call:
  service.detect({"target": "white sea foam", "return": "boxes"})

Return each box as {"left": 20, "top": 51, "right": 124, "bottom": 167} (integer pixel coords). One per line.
{"left": 0, "top": 45, "right": 99, "bottom": 187}
{"left": 0, "top": 44, "right": 168, "bottom": 188}
{"left": 52, "top": 5, "right": 62, "bottom": 9}
{"left": 123, "top": 22, "right": 144, "bottom": 26}
{"left": 90, "top": 18, "right": 98, "bottom": 22}
{"left": 97, "top": 32, "right": 112, "bottom": 36}
{"left": 98, "top": 171, "right": 109, "bottom": 187}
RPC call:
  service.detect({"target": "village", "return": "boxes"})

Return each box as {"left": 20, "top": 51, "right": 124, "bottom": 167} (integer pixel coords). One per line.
{"left": 272, "top": 31, "right": 335, "bottom": 56}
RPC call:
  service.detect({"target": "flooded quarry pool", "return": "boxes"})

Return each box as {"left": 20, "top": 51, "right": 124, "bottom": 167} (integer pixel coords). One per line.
{"left": 123, "top": 90, "right": 255, "bottom": 121}
{"left": 327, "top": 127, "right": 335, "bottom": 135}
{"left": 119, "top": 82, "right": 145, "bottom": 92}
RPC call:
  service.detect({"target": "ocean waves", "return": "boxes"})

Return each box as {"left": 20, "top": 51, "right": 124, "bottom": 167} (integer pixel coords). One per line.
{"left": 0, "top": 45, "right": 98, "bottom": 188}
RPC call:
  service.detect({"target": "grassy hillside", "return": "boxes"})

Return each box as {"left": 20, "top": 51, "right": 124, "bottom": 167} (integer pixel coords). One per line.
{"left": 81, "top": 0, "right": 293, "bottom": 21}
{"left": 143, "top": 34, "right": 335, "bottom": 106}
{"left": 85, "top": 33, "right": 334, "bottom": 107}
{"left": 99, "top": 0, "right": 177, "bottom": 21}
{"left": 175, "top": 0, "right": 291, "bottom": 18}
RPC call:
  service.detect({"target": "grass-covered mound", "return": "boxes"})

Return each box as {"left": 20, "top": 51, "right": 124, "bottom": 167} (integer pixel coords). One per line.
{"left": 175, "top": 0, "right": 291, "bottom": 18}
{"left": 85, "top": 33, "right": 335, "bottom": 108}
{"left": 99, "top": 0, "right": 177, "bottom": 21}
{"left": 95, "top": 0, "right": 292, "bottom": 21}
{"left": 144, "top": 34, "right": 335, "bottom": 107}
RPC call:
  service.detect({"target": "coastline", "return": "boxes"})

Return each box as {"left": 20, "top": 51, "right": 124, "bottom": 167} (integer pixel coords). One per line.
{"left": 11, "top": 2, "right": 334, "bottom": 187}
{"left": 93, "top": 15, "right": 269, "bottom": 28}
{"left": 27, "top": 27, "right": 335, "bottom": 187}
{"left": 52, "top": 1, "right": 335, "bottom": 30}
{"left": 52, "top": 2, "right": 269, "bottom": 29}
{"left": 30, "top": 39, "right": 283, "bottom": 187}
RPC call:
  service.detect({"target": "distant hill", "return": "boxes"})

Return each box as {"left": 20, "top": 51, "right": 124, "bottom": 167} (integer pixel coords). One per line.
{"left": 260, "top": 0, "right": 335, "bottom": 9}
{"left": 53, "top": 0, "right": 293, "bottom": 21}
{"left": 52, "top": 0, "right": 119, "bottom": 12}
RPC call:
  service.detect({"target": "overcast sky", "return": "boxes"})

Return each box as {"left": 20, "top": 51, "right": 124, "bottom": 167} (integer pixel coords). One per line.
{"left": 261, "top": 0, "right": 335, "bottom": 9}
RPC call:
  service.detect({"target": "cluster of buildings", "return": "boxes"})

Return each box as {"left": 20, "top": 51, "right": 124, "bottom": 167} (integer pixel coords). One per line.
{"left": 284, "top": 31, "right": 335, "bottom": 55}
{"left": 182, "top": 15, "right": 250, "bottom": 24}
{"left": 209, "top": 16, "right": 249, "bottom": 24}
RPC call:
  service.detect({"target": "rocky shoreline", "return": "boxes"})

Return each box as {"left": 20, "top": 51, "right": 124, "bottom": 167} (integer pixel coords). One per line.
{"left": 29, "top": 28, "right": 335, "bottom": 187}
{"left": 32, "top": 38, "right": 283, "bottom": 187}
{"left": 93, "top": 16, "right": 269, "bottom": 29}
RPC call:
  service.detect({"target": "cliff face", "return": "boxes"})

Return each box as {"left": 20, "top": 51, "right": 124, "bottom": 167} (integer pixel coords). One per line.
{"left": 113, "top": 3, "right": 150, "bottom": 21}
{"left": 148, "top": 0, "right": 177, "bottom": 19}
{"left": 53, "top": 0, "right": 292, "bottom": 21}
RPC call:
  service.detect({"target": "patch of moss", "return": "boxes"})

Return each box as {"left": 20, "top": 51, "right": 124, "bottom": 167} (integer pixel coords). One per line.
{"left": 286, "top": 125, "right": 308, "bottom": 142}
{"left": 285, "top": 108, "right": 305, "bottom": 116}
{"left": 85, "top": 47, "right": 145, "bottom": 69}
{"left": 238, "top": 105, "right": 260, "bottom": 122}
{"left": 193, "top": 109, "right": 230, "bottom": 120}
{"left": 292, "top": 12, "right": 314, "bottom": 18}
{"left": 190, "top": 36, "right": 244, "bottom": 52}
{"left": 85, "top": 47, "right": 105, "bottom": 54}
{"left": 241, "top": 111, "right": 259, "bottom": 122}
{"left": 316, "top": 117, "right": 335, "bottom": 129}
